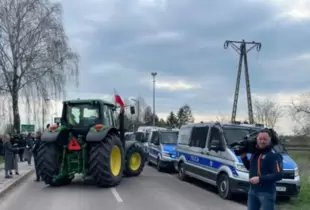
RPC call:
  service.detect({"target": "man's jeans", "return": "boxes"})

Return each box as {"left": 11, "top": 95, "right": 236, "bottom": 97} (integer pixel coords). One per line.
{"left": 248, "top": 190, "right": 276, "bottom": 210}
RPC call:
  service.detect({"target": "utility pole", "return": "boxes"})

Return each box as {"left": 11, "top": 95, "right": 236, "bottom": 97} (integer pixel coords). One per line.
{"left": 224, "top": 39, "right": 261, "bottom": 124}
{"left": 151, "top": 72, "right": 157, "bottom": 126}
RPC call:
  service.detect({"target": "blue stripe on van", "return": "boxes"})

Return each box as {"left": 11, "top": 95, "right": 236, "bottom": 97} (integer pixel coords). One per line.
{"left": 176, "top": 151, "right": 238, "bottom": 176}
{"left": 234, "top": 152, "right": 297, "bottom": 170}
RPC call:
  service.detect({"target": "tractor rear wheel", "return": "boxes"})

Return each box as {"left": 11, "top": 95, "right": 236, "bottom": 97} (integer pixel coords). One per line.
{"left": 36, "top": 143, "right": 72, "bottom": 186}
{"left": 124, "top": 144, "right": 145, "bottom": 177}
{"left": 89, "top": 133, "right": 124, "bottom": 187}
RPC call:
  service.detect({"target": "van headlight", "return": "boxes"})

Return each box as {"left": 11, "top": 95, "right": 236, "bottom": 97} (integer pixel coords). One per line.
{"left": 234, "top": 162, "right": 248, "bottom": 173}
{"left": 161, "top": 152, "right": 170, "bottom": 157}
{"left": 294, "top": 168, "right": 299, "bottom": 177}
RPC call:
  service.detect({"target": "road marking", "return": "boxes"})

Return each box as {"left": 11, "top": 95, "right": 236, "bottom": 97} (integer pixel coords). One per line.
{"left": 110, "top": 187, "right": 123, "bottom": 203}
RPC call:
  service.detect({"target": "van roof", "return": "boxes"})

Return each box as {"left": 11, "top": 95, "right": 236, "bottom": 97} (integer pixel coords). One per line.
{"left": 180, "top": 121, "right": 264, "bottom": 129}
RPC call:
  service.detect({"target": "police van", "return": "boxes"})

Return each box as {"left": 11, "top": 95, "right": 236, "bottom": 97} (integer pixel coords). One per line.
{"left": 147, "top": 129, "right": 179, "bottom": 171}
{"left": 137, "top": 126, "right": 167, "bottom": 151}
{"left": 175, "top": 122, "right": 300, "bottom": 199}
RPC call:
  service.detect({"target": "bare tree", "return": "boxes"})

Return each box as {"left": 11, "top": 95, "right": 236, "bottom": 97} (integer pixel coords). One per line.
{"left": 0, "top": 0, "right": 79, "bottom": 131}
{"left": 290, "top": 93, "right": 310, "bottom": 136}
{"left": 253, "top": 98, "right": 282, "bottom": 128}
{"left": 215, "top": 112, "right": 230, "bottom": 123}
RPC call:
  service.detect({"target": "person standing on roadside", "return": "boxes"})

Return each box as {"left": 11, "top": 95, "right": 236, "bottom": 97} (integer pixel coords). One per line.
{"left": 240, "top": 129, "right": 283, "bottom": 210}
{"left": 32, "top": 131, "right": 42, "bottom": 181}
{"left": 0, "top": 135, "right": 4, "bottom": 157}
{"left": 17, "top": 133, "right": 26, "bottom": 162}
{"left": 3, "top": 134, "right": 19, "bottom": 178}
{"left": 25, "top": 133, "right": 34, "bottom": 165}
{"left": 10, "top": 134, "right": 20, "bottom": 176}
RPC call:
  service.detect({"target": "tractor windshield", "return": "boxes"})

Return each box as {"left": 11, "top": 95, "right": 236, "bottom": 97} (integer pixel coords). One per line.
{"left": 67, "top": 103, "right": 100, "bottom": 127}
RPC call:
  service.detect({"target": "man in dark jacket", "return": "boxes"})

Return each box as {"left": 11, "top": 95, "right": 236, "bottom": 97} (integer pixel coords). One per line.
{"left": 240, "top": 130, "right": 283, "bottom": 210}
{"left": 0, "top": 136, "right": 3, "bottom": 156}
{"left": 32, "top": 131, "right": 41, "bottom": 181}
{"left": 25, "top": 133, "right": 34, "bottom": 165}
{"left": 18, "top": 134, "right": 26, "bottom": 162}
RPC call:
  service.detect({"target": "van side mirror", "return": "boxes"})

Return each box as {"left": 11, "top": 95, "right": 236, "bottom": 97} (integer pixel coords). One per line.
{"left": 153, "top": 139, "right": 159, "bottom": 145}
{"left": 210, "top": 140, "right": 225, "bottom": 152}
{"left": 130, "top": 106, "right": 135, "bottom": 114}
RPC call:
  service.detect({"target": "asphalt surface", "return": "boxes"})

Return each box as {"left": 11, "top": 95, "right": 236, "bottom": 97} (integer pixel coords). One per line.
{"left": 0, "top": 166, "right": 246, "bottom": 210}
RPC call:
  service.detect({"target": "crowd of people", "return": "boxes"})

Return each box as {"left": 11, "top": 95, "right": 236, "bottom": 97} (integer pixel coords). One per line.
{"left": 0, "top": 129, "right": 44, "bottom": 181}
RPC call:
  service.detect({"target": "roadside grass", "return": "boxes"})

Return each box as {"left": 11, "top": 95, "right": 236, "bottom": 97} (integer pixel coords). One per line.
{"left": 279, "top": 151, "right": 310, "bottom": 210}
{"left": 280, "top": 172, "right": 310, "bottom": 210}
{"left": 289, "top": 151, "right": 309, "bottom": 165}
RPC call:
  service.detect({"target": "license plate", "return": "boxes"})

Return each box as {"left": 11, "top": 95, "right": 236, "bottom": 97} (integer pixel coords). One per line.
{"left": 276, "top": 186, "right": 286, "bottom": 192}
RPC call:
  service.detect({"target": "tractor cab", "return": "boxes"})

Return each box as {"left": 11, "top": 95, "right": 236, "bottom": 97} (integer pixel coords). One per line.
{"left": 60, "top": 100, "right": 116, "bottom": 136}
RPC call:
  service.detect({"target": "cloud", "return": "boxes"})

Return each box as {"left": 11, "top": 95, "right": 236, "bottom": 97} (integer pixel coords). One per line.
{"left": 11, "top": 0, "right": 309, "bottom": 134}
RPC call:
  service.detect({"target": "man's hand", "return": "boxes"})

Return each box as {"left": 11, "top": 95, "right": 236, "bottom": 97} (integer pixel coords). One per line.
{"left": 249, "top": 176, "right": 260, "bottom": 184}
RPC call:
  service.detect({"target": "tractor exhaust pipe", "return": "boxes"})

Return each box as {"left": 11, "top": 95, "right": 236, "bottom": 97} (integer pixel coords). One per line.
{"left": 119, "top": 111, "right": 125, "bottom": 147}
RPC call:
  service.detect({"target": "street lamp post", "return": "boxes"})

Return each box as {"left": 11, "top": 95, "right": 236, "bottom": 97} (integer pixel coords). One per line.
{"left": 151, "top": 72, "right": 157, "bottom": 126}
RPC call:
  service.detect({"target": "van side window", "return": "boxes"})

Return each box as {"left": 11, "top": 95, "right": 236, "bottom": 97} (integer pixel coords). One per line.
{"left": 190, "top": 127, "right": 208, "bottom": 148}
{"left": 209, "top": 127, "right": 224, "bottom": 147}
{"left": 151, "top": 131, "right": 159, "bottom": 145}
{"left": 178, "top": 127, "right": 191, "bottom": 145}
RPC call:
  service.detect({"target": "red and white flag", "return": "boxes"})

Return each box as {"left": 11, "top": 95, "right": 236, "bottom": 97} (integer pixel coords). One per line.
{"left": 114, "top": 89, "right": 125, "bottom": 112}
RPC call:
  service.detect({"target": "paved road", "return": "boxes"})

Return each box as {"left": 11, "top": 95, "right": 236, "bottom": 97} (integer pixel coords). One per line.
{"left": 0, "top": 166, "right": 246, "bottom": 210}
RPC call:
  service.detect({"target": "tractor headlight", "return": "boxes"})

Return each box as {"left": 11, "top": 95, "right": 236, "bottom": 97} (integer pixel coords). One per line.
{"left": 294, "top": 167, "right": 299, "bottom": 177}
{"left": 234, "top": 162, "right": 248, "bottom": 173}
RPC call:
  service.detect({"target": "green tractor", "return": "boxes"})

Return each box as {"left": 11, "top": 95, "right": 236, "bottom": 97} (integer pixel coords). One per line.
{"left": 36, "top": 99, "right": 146, "bottom": 187}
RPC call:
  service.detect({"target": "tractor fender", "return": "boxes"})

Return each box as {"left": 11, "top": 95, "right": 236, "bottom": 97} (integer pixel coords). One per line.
{"left": 86, "top": 126, "right": 119, "bottom": 142}
{"left": 41, "top": 131, "right": 61, "bottom": 142}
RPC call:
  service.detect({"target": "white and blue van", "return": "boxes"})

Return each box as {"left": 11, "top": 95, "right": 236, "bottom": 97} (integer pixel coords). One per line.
{"left": 147, "top": 129, "right": 179, "bottom": 171}
{"left": 175, "top": 122, "right": 300, "bottom": 199}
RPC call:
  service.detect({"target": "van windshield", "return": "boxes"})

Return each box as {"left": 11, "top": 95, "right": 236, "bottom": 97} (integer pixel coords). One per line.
{"left": 160, "top": 132, "right": 178, "bottom": 144}
{"left": 223, "top": 127, "right": 260, "bottom": 145}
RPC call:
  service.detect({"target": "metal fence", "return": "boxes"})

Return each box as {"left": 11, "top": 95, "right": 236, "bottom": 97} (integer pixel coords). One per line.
{"left": 284, "top": 142, "right": 310, "bottom": 151}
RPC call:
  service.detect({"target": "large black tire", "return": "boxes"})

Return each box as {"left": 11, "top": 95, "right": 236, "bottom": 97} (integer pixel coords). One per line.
{"left": 178, "top": 162, "right": 187, "bottom": 181}
{"left": 217, "top": 173, "right": 233, "bottom": 200}
{"left": 36, "top": 143, "right": 72, "bottom": 186}
{"left": 124, "top": 144, "right": 145, "bottom": 177}
{"left": 89, "top": 133, "right": 124, "bottom": 187}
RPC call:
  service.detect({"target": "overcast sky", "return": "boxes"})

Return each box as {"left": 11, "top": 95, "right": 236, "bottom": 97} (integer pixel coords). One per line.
{"left": 41, "top": 0, "right": 310, "bottom": 134}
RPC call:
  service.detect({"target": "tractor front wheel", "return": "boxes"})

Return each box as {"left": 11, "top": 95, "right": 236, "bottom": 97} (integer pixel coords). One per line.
{"left": 124, "top": 144, "right": 145, "bottom": 177}
{"left": 36, "top": 143, "right": 72, "bottom": 186}
{"left": 89, "top": 133, "right": 124, "bottom": 187}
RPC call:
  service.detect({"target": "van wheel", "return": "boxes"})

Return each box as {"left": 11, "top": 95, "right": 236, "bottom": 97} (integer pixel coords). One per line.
{"left": 157, "top": 159, "right": 162, "bottom": 172}
{"left": 178, "top": 162, "right": 187, "bottom": 181}
{"left": 217, "top": 173, "right": 232, "bottom": 199}
{"left": 147, "top": 159, "right": 152, "bottom": 166}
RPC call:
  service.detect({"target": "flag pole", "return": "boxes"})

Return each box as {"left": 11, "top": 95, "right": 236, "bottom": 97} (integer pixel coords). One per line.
{"left": 113, "top": 88, "right": 125, "bottom": 147}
